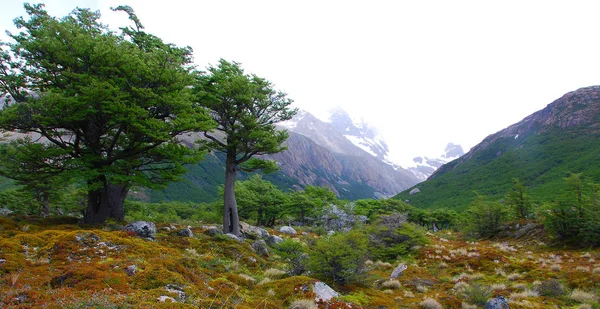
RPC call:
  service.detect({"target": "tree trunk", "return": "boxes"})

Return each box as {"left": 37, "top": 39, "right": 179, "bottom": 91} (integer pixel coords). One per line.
{"left": 84, "top": 178, "right": 129, "bottom": 224}
{"left": 41, "top": 191, "right": 50, "bottom": 217}
{"left": 223, "top": 152, "right": 240, "bottom": 235}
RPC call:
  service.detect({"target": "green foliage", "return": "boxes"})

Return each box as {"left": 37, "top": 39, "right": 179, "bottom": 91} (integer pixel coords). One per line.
{"left": 125, "top": 200, "right": 220, "bottom": 223}
{"left": 462, "top": 284, "right": 491, "bottom": 306}
{"left": 235, "top": 174, "right": 288, "bottom": 226}
{"left": 461, "top": 195, "right": 508, "bottom": 239}
{"left": 0, "top": 3, "right": 214, "bottom": 223}
{"left": 506, "top": 178, "right": 533, "bottom": 219}
{"left": 366, "top": 213, "right": 428, "bottom": 262}
{"left": 544, "top": 174, "right": 600, "bottom": 246}
{"left": 307, "top": 230, "right": 369, "bottom": 285}
{"left": 275, "top": 239, "right": 307, "bottom": 276}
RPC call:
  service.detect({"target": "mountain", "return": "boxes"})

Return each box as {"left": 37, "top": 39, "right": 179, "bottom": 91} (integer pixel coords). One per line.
{"left": 275, "top": 110, "right": 419, "bottom": 198}
{"left": 143, "top": 110, "right": 419, "bottom": 202}
{"left": 395, "top": 85, "right": 600, "bottom": 210}
{"left": 408, "top": 143, "right": 465, "bottom": 181}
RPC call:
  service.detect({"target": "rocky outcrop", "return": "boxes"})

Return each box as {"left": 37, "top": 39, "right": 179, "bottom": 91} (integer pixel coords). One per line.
{"left": 124, "top": 221, "right": 156, "bottom": 240}
{"left": 313, "top": 282, "right": 339, "bottom": 302}
{"left": 279, "top": 226, "right": 297, "bottom": 236}
{"left": 484, "top": 296, "right": 509, "bottom": 309}
{"left": 265, "top": 235, "right": 284, "bottom": 247}
{"left": 251, "top": 240, "right": 269, "bottom": 256}
{"left": 177, "top": 228, "right": 193, "bottom": 237}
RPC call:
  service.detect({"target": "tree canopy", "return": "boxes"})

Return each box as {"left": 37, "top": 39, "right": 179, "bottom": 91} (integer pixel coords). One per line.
{"left": 197, "top": 59, "right": 296, "bottom": 234}
{"left": 0, "top": 4, "right": 214, "bottom": 223}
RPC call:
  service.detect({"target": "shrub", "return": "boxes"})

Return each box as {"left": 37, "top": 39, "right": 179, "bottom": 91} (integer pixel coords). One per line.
{"left": 463, "top": 284, "right": 491, "bottom": 306}
{"left": 367, "top": 214, "right": 428, "bottom": 262}
{"left": 380, "top": 280, "right": 402, "bottom": 290}
{"left": 420, "top": 298, "right": 442, "bottom": 309}
{"left": 264, "top": 268, "right": 287, "bottom": 279}
{"left": 534, "top": 279, "right": 565, "bottom": 297}
{"left": 570, "top": 289, "right": 599, "bottom": 303}
{"left": 276, "top": 239, "right": 308, "bottom": 276}
{"left": 289, "top": 299, "right": 318, "bottom": 309}
{"left": 307, "top": 230, "right": 369, "bottom": 285}
{"left": 461, "top": 195, "right": 508, "bottom": 239}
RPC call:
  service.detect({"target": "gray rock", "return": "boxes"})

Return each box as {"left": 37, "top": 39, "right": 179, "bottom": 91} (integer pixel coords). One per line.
{"left": 484, "top": 296, "right": 509, "bottom": 309}
{"left": 0, "top": 258, "right": 6, "bottom": 266}
{"left": 224, "top": 233, "right": 243, "bottom": 242}
{"left": 160, "top": 227, "right": 171, "bottom": 232}
{"left": 177, "top": 228, "right": 193, "bottom": 237}
{"left": 409, "top": 188, "right": 421, "bottom": 195}
{"left": 157, "top": 296, "right": 176, "bottom": 303}
{"left": 279, "top": 226, "right": 297, "bottom": 235}
{"left": 251, "top": 240, "right": 269, "bottom": 256}
{"left": 125, "top": 265, "right": 136, "bottom": 276}
{"left": 204, "top": 227, "right": 223, "bottom": 237}
{"left": 265, "top": 235, "right": 284, "bottom": 247}
{"left": 165, "top": 284, "right": 186, "bottom": 301}
{"left": 313, "top": 281, "right": 339, "bottom": 301}
{"left": 0, "top": 208, "right": 13, "bottom": 216}
{"left": 240, "top": 222, "right": 268, "bottom": 239}
{"left": 390, "top": 264, "right": 407, "bottom": 279}
{"left": 124, "top": 221, "right": 156, "bottom": 239}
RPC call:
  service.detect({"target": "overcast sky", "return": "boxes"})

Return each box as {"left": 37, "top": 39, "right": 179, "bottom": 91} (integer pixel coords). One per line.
{"left": 2, "top": 1, "right": 600, "bottom": 166}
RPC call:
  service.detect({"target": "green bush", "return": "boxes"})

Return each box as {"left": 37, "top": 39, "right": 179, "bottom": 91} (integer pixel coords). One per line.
{"left": 307, "top": 230, "right": 369, "bottom": 285}
{"left": 367, "top": 213, "right": 428, "bottom": 262}
{"left": 276, "top": 239, "right": 308, "bottom": 276}
{"left": 461, "top": 195, "right": 508, "bottom": 239}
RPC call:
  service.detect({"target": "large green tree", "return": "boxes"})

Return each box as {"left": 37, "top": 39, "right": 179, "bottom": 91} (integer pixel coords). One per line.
{"left": 0, "top": 4, "right": 214, "bottom": 223}
{"left": 197, "top": 59, "right": 296, "bottom": 235}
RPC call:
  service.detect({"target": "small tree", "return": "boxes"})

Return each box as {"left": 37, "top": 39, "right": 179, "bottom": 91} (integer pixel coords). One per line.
{"left": 0, "top": 4, "right": 214, "bottom": 223}
{"left": 197, "top": 59, "right": 296, "bottom": 235}
{"left": 235, "top": 174, "right": 287, "bottom": 226}
{"left": 506, "top": 178, "right": 532, "bottom": 220}
{"left": 462, "top": 194, "right": 508, "bottom": 238}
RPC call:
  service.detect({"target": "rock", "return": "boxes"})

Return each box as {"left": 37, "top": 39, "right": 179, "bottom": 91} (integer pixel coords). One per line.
{"left": 157, "top": 296, "right": 176, "bottom": 303}
{"left": 177, "top": 228, "right": 193, "bottom": 237}
{"left": 390, "top": 264, "right": 408, "bottom": 279}
{"left": 160, "top": 227, "right": 171, "bottom": 232}
{"left": 204, "top": 227, "right": 223, "bottom": 237}
{"left": 484, "top": 296, "right": 509, "bottom": 309}
{"left": 251, "top": 240, "right": 269, "bottom": 256}
{"left": 124, "top": 221, "right": 156, "bottom": 240}
{"left": 0, "top": 259, "right": 6, "bottom": 266}
{"left": 279, "top": 226, "right": 297, "bottom": 235}
{"left": 224, "top": 233, "right": 243, "bottom": 242}
{"left": 327, "top": 230, "right": 335, "bottom": 236}
{"left": 313, "top": 281, "right": 339, "bottom": 302}
{"left": 409, "top": 188, "right": 421, "bottom": 195}
{"left": 240, "top": 222, "right": 268, "bottom": 239}
{"left": 165, "top": 284, "right": 186, "bottom": 301}
{"left": 0, "top": 208, "right": 13, "bottom": 216}
{"left": 125, "top": 265, "right": 136, "bottom": 276}
{"left": 265, "top": 235, "right": 284, "bottom": 247}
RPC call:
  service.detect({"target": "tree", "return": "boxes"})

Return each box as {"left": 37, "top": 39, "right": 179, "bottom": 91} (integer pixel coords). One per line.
{"left": 197, "top": 59, "right": 296, "bottom": 235}
{"left": 462, "top": 194, "right": 508, "bottom": 238}
{"left": 506, "top": 178, "right": 532, "bottom": 219}
{"left": 235, "top": 174, "right": 287, "bottom": 226}
{"left": 0, "top": 4, "right": 214, "bottom": 223}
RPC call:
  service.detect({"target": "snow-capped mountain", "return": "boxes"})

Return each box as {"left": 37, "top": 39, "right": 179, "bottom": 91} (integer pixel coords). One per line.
{"left": 408, "top": 143, "right": 465, "bottom": 181}
{"left": 277, "top": 109, "right": 418, "bottom": 198}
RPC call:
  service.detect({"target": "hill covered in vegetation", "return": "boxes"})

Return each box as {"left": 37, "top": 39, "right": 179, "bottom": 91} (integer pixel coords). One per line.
{"left": 396, "top": 86, "right": 600, "bottom": 210}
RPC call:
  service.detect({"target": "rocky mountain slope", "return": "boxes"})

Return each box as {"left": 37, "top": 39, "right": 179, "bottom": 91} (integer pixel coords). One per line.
{"left": 395, "top": 85, "right": 600, "bottom": 209}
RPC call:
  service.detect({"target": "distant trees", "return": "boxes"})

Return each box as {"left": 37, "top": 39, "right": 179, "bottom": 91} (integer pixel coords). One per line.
{"left": 0, "top": 4, "right": 214, "bottom": 223}
{"left": 196, "top": 59, "right": 296, "bottom": 235}
{"left": 462, "top": 194, "right": 508, "bottom": 238}
{"left": 544, "top": 173, "right": 600, "bottom": 246}
{"left": 506, "top": 178, "right": 532, "bottom": 219}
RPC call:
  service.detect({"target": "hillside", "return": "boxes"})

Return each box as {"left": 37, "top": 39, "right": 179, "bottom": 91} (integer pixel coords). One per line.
{"left": 395, "top": 86, "right": 600, "bottom": 210}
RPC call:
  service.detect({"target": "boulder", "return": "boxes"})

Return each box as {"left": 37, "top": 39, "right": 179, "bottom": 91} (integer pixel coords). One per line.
{"left": 224, "top": 233, "right": 244, "bottom": 242}
{"left": 313, "top": 281, "right": 339, "bottom": 302}
{"left": 409, "top": 188, "right": 421, "bottom": 195}
{"left": 204, "top": 227, "right": 223, "bottom": 237}
{"left": 157, "top": 296, "right": 176, "bottom": 303}
{"left": 240, "top": 222, "right": 269, "bottom": 239}
{"left": 251, "top": 240, "right": 269, "bottom": 256}
{"left": 265, "top": 235, "right": 284, "bottom": 247}
{"left": 484, "top": 296, "right": 509, "bottom": 309}
{"left": 125, "top": 265, "right": 136, "bottom": 276}
{"left": 390, "top": 264, "right": 408, "bottom": 279}
{"left": 177, "top": 228, "right": 193, "bottom": 237}
{"left": 279, "top": 226, "right": 297, "bottom": 236}
{"left": 0, "top": 208, "right": 13, "bottom": 216}
{"left": 124, "top": 221, "right": 156, "bottom": 240}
